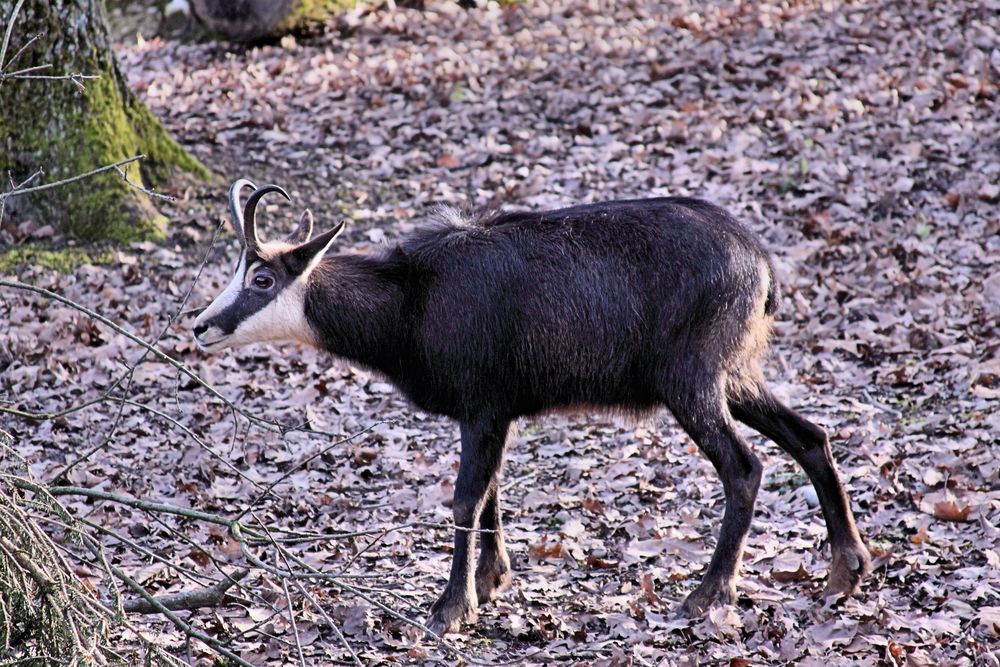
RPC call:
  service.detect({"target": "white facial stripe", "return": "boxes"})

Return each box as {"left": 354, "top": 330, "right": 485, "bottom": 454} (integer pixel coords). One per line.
{"left": 258, "top": 240, "right": 297, "bottom": 257}
{"left": 194, "top": 251, "right": 247, "bottom": 330}
{"left": 226, "top": 281, "right": 316, "bottom": 348}
{"left": 244, "top": 260, "right": 263, "bottom": 289}
{"left": 195, "top": 237, "right": 335, "bottom": 352}
{"left": 221, "top": 244, "right": 332, "bottom": 349}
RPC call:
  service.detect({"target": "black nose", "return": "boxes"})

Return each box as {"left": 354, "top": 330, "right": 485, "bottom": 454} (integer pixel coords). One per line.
{"left": 193, "top": 323, "right": 208, "bottom": 337}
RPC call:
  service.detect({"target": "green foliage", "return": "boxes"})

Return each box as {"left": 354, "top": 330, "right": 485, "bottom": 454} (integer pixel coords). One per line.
{"left": 0, "top": 244, "right": 115, "bottom": 274}
{"left": 0, "top": 438, "right": 113, "bottom": 663}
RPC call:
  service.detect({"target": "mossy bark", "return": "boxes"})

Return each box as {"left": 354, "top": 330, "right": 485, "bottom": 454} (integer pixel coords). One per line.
{"left": 0, "top": 0, "right": 210, "bottom": 243}
{"left": 277, "top": 0, "right": 358, "bottom": 34}
{"left": 192, "top": 0, "right": 357, "bottom": 42}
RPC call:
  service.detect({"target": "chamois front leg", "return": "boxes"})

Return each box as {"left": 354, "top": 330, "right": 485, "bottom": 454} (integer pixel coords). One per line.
{"left": 475, "top": 483, "right": 512, "bottom": 604}
{"left": 428, "top": 418, "right": 511, "bottom": 635}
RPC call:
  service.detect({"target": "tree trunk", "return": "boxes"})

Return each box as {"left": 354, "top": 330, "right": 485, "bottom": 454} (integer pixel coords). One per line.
{"left": 192, "top": 0, "right": 357, "bottom": 42}
{"left": 0, "top": 0, "right": 209, "bottom": 242}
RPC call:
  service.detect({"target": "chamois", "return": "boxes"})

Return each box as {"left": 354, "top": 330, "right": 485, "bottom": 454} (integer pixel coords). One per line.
{"left": 193, "top": 180, "right": 870, "bottom": 634}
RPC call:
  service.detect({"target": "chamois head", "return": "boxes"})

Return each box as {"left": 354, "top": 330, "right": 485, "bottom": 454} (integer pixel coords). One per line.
{"left": 193, "top": 179, "right": 345, "bottom": 352}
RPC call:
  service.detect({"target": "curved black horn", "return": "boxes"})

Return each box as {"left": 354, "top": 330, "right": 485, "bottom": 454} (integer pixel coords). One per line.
{"left": 242, "top": 184, "right": 290, "bottom": 253}
{"left": 228, "top": 178, "right": 256, "bottom": 241}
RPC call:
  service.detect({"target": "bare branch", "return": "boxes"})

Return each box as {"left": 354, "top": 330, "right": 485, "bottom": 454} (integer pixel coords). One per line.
{"left": 0, "top": 167, "right": 41, "bottom": 221}
{"left": 0, "top": 279, "right": 276, "bottom": 429}
{"left": 54, "top": 361, "right": 140, "bottom": 482}
{"left": 294, "top": 581, "right": 362, "bottom": 667}
{"left": 0, "top": 155, "right": 143, "bottom": 202}
{"left": 229, "top": 522, "right": 501, "bottom": 665}
{"left": 54, "top": 219, "right": 227, "bottom": 477}
{"left": 9, "top": 167, "right": 42, "bottom": 190}
{"left": 2, "top": 62, "right": 49, "bottom": 76}
{"left": 90, "top": 553, "right": 257, "bottom": 667}
{"left": 9, "top": 480, "right": 236, "bottom": 527}
{"left": 4, "top": 72, "right": 99, "bottom": 91}
{"left": 235, "top": 418, "right": 395, "bottom": 521}
{"left": 0, "top": 279, "right": 340, "bottom": 437}
{"left": 0, "top": 1, "right": 98, "bottom": 91}
{"left": 118, "top": 397, "right": 280, "bottom": 498}
{"left": 2, "top": 31, "right": 40, "bottom": 72}
{"left": 122, "top": 570, "right": 249, "bottom": 614}
{"left": 282, "top": 578, "right": 307, "bottom": 667}
{"left": 0, "top": 0, "right": 26, "bottom": 72}
{"left": 114, "top": 161, "right": 175, "bottom": 202}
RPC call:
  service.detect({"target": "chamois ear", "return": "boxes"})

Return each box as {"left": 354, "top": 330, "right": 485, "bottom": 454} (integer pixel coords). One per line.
{"left": 285, "top": 209, "right": 314, "bottom": 245}
{"left": 286, "top": 220, "right": 346, "bottom": 277}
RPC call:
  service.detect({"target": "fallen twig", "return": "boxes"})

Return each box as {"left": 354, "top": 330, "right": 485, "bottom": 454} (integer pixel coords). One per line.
{"left": 294, "top": 581, "right": 362, "bottom": 667}
{"left": 122, "top": 569, "right": 249, "bottom": 614}
{"left": 10, "top": 480, "right": 236, "bottom": 527}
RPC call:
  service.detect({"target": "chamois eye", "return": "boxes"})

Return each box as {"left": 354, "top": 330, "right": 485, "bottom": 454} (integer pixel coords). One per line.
{"left": 252, "top": 274, "right": 274, "bottom": 290}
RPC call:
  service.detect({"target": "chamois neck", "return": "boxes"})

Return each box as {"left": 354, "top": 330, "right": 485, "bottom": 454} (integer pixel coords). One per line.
{"left": 303, "top": 252, "right": 405, "bottom": 375}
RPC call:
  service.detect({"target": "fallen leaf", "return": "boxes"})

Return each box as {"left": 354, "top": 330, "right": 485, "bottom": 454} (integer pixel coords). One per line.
{"left": 529, "top": 536, "right": 564, "bottom": 560}
{"left": 978, "top": 607, "right": 1000, "bottom": 637}
{"left": 641, "top": 573, "right": 661, "bottom": 606}
{"left": 933, "top": 499, "right": 973, "bottom": 522}
{"left": 586, "top": 554, "right": 617, "bottom": 570}
{"left": 808, "top": 618, "right": 859, "bottom": 647}
{"left": 771, "top": 563, "right": 811, "bottom": 583}
{"left": 581, "top": 496, "right": 605, "bottom": 515}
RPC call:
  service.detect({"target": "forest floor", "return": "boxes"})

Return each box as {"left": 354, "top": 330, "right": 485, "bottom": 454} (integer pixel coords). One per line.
{"left": 2, "top": 1, "right": 999, "bottom": 665}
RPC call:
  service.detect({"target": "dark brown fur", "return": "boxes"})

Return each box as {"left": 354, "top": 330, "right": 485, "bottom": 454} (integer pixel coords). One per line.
{"left": 293, "top": 197, "right": 870, "bottom": 633}
{"left": 201, "top": 190, "right": 871, "bottom": 634}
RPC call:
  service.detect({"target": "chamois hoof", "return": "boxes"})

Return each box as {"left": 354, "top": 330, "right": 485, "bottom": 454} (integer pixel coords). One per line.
{"left": 427, "top": 590, "right": 478, "bottom": 635}
{"left": 475, "top": 558, "right": 512, "bottom": 605}
{"left": 824, "top": 543, "right": 871, "bottom": 598}
{"left": 678, "top": 578, "right": 737, "bottom": 617}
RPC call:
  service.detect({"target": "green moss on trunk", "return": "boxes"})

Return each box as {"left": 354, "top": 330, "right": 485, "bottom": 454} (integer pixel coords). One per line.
{"left": 276, "top": 0, "right": 358, "bottom": 34}
{"left": 0, "top": 0, "right": 210, "bottom": 243}
{"left": 193, "top": 0, "right": 357, "bottom": 41}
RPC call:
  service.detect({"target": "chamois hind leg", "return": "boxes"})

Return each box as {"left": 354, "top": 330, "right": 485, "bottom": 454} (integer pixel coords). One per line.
{"left": 729, "top": 385, "right": 870, "bottom": 597}
{"left": 475, "top": 483, "right": 512, "bottom": 604}
{"left": 668, "top": 384, "right": 763, "bottom": 616}
{"left": 428, "top": 417, "right": 511, "bottom": 635}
